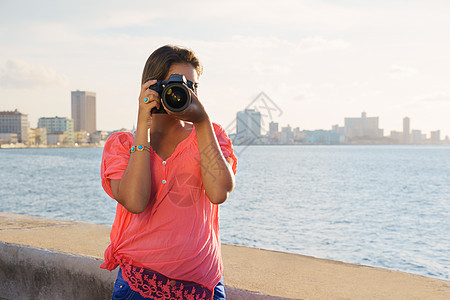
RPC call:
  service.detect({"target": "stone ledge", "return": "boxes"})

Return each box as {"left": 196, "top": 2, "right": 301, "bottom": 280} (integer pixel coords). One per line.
{"left": 0, "top": 242, "right": 116, "bottom": 300}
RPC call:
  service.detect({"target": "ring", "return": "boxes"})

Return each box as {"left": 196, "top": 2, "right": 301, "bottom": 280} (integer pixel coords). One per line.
{"left": 144, "top": 97, "right": 149, "bottom": 103}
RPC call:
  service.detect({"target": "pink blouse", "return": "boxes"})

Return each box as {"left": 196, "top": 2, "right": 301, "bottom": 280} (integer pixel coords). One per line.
{"left": 100, "top": 122, "right": 237, "bottom": 295}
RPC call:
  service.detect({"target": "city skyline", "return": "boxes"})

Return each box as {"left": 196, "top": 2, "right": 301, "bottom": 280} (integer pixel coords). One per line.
{"left": 1, "top": 104, "right": 448, "bottom": 146}
{"left": 1, "top": 89, "right": 96, "bottom": 146}
{"left": 1, "top": 1, "right": 450, "bottom": 137}
{"left": 2, "top": 104, "right": 448, "bottom": 143}
{"left": 2, "top": 86, "right": 449, "bottom": 139}
{"left": 2, "top": 87, "right": 448, "bottom": 139}
{"left": 233, "top": 108, "right": 448, "bottom": 145}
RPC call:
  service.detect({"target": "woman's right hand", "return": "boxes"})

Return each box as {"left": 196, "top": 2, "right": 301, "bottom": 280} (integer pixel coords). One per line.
{"left": 137, "top": 80, "right": 161, "bottom": 129}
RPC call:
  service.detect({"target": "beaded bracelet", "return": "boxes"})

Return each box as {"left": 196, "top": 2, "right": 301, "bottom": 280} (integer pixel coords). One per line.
{"left": 129, "top": 145, "right": 150, "bottom": 154}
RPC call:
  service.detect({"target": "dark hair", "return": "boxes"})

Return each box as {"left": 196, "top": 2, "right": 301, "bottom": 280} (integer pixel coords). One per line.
{"left": 141, "top": 45, "right": 203, "bottom": 84}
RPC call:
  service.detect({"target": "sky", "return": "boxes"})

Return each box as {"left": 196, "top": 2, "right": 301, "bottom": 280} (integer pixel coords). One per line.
{"left": 1, "top": 0, "right": 449, "bottom": 138}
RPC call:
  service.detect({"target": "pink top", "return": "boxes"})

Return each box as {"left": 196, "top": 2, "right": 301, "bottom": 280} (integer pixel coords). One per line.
{"left": 100, "top": 122, "right": 237, "bottom": 292}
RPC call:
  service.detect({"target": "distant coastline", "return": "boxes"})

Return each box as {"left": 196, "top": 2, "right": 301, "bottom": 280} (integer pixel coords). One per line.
{"left": 0, "top": 144, "right": 103, "bottom": 149}
{"left": 2, "top": 143, "right": 449, "bottom": 150}
{"left": 236, "top": 143, "right": 450, "bottom": 146}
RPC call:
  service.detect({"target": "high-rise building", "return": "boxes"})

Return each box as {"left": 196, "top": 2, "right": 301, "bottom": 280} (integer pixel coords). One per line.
{"left": 71, "top": 91, "right": 96, "bottom": 134}
{"left": 293, "top": 127, "right": 301, "bottom": 142}
{"left": 344, "top": 112, "right": 383, "bottom": 142}
{"left": 269, "top": 121, "right": 279, "bottom": 142}
{"left": 403, "top": 117, "right": 410, "bottom": 144}
{"left": 0, "top": 109, "right": 29, "bottom": 143}
{"left": 38, "top": 116, "right": 74, "bottom": 145}
{"left": 269, "top": 121, "right": 278, "bottom": 135}
{"left": 411, "top": 130, "right": 423, "bottom": 144}
{"left": 280, "top": 125, "right": 292, "bottom": 144}
{"left": 430, "top": 130, "right": 441, "bottom": 144}
{"left": 236, "top": 109, "right": 261, "bottom": 144}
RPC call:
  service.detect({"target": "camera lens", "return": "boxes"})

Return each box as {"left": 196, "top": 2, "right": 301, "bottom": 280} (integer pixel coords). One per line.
{"left": 162, "top": 84, "right": 191, "bottom": 112}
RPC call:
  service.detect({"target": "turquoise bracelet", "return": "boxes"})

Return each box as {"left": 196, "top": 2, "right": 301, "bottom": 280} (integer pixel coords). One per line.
{"left": 129, "top": 145, "right": 150, "bottom": 154}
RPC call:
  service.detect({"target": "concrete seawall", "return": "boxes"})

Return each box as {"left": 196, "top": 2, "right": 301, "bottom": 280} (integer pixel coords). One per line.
{"left": 0, "top": 242, "right": 116, "bottom": 299}
{"left": 0, "top": 212, "right": 449, "bottom": 299}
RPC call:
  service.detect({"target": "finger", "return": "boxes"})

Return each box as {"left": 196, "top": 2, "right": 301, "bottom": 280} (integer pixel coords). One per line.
{"left": 141, "top": 88, "right": 160, "bottom": 99}
{"left": 141, "top": 95, "right": 161, "bottom": 112}
{"left": 140, "top": 91, "right": 159, "bottom": 103}
{"left": 141, "top": 100, "right": 159, "bottom": 114}
{"left": 147, "top": 101, "right": 159, "bottom": 111}
{"left": 142, "top": 79, "right": 157, "bottom": 90}
{"left": 145, "top": 97, "right": 161, "bottom": 110}
{"left": 141, "top": 95, "right": 154, "bottom": 104}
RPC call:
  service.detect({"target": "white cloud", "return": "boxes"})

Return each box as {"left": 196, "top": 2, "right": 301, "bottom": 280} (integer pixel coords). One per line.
{"left": 93, "top": 10, "right": 162, "bottom": 29}
{"left": 293, "top": 91, "right": 315, "bottom": 102}
{"left": 0, "top": 60, "right": 68, "bottom": 89}
{"left": 229, "top": 35, "right": 289, "bottom": 49}
{"left": 296, "top": 36, "right": 349, "bottom": 53}
{"left": 388, "top": 65, "right": 418, "bottom": 79}
{"left": 250, "top": 62, "right": 291, "bottom": 75}
{"left": 418, "top": 92, "right": 450, "bottom": 103}
{"left": 350, "top": 81, "right": 369, "bottom": 87}
{"left": 118, "top": 0, "right": 360, "bottom": 33}
{"left": 400, "top": 91, "right": 450, "bottom": 110}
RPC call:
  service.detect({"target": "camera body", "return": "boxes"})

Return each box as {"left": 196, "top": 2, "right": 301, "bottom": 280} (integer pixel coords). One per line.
{"left": 149, "top": 74, "right": 194, "bottom": 114}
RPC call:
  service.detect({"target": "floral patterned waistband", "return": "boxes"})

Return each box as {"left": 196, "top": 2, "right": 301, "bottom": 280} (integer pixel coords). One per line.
{"left": 120, "top": 263, "right": 213, "bottom": 300}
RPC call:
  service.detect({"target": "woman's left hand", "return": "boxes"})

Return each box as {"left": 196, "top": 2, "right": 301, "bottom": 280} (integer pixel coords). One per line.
{"left": 164, "top": 87, "right": 209, "bottom": 124}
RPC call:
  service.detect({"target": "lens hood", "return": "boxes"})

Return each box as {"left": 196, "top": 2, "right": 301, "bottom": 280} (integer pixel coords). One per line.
{"left": 162, "top": 83, "right": 191, "bottom": 112}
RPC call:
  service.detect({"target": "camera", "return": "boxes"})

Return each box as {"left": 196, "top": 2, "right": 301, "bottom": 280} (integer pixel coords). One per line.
{"left": 149, "top": 74, "right": 194, "bottom": 114}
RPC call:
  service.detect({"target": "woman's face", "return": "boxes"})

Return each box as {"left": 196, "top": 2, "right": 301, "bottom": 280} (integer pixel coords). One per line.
{"left": 165, "top": 63, "right": 199, "bottom": 93}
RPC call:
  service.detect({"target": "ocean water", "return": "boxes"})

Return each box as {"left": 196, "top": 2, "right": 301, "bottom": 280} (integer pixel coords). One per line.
{"left": 0, "top": 145, "right": 449, "bottom": 280}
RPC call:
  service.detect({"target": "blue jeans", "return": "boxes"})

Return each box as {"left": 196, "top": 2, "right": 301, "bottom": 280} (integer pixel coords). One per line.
{"left": 213, "top": 276, "right": 226, "bottom": 300}
{"left": 112, "top": 268, "right": 226, "bottom": 300}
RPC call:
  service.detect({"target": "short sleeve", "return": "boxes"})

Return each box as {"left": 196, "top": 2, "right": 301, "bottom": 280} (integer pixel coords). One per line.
{"left": 101, "top": 132, "right": 134, "bottom": 198}
{"left": 213, "top": 123, "right": 237, "bottom": 174}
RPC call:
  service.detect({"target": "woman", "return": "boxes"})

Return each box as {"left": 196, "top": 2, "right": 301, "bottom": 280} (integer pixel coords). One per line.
{"left": 100, "top": 45, "right": 237, "bottom": 299}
